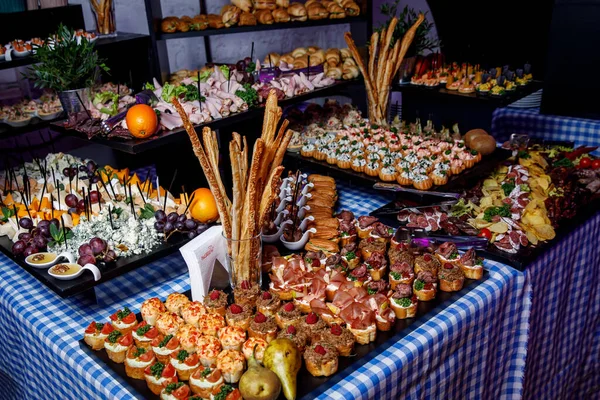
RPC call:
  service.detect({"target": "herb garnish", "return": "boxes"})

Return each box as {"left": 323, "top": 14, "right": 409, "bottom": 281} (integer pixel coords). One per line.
{"left": 95, "top": 322, "right": 103, "bottom": 331}
{"left": 201, "top": 367, "right": 212, "bottom": 378}
{"left": 133, "top": 347, "right": 147, "bottom": 358}
{"left": 390, "top": 271, "right": 401, "bottom": 280}
{"left": 0, "top": 207, "right": 15, "bottom": 223}
{"left": 176, "top": 350, "right": 189, "bottom": 362}
{"left": 367, "top": 288, "right": 377, "bottom": 295}
{"left": 139, "top": 203, "right": 155, "bottom": 220}
{"left": 164, "top": 382, "right": 184, "bottom": 394}
{"left": 414, "top": 280, "right": 424, "bottom": 291}
{"left": 117, "top": 307, "right": 131, "bottom": 320}
{"left": 553, "top": 158, "right": 574, "bottom": 168}
{"left": 158, "top": 334, "right": 173, "bottom": 348}
{"left": 395, "top": 297, "right": 412, "bottom": 307}
{"left": 501, "top": 181, "right": 516, "bottom": 196}
{"left": 136, "top": 324, "right": 152, "bottom": 336}
{"left": 345, "top": 251, "right": 356, "bottom": 261}
{"left": 150, "top": 362, "right": 164, "bottom": 378}
{"left": 107, "top": 330, "right": 122, "bottom": 344}
{"left": 517, "top": 150, "right": 531, "bottom": 159}
{"left": 483, "top": 204, "right": 511, "bottom": 222}
{"left": 213, "top": 385, "right": 234, "bottom": 400}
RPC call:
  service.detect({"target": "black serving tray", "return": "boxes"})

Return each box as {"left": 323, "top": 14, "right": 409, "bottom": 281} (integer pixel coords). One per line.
{"left": 0, "top": 233, "right": 190, "bottom": 298}
{"left": 285, "top": 147, "right": 512, "bottom": 194}
{"left": 79, "top": 271, "right": 488, "bottom": 400}
{"left": 370, "top": 201, "right": 600, "bottom": 271}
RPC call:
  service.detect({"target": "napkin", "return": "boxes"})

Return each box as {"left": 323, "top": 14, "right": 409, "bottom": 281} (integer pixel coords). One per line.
{"left": 180, "top": 225, "right": 228, "bottom": 301}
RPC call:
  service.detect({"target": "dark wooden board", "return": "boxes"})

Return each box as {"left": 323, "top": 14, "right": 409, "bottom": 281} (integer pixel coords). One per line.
{"left": 285, "top": 147, "right": 512, "bottom": 194}
{"left": 80, "top": 271, "right": 488, "bottom": 399}
{"left": 0, "top": 233, "right": 189, "bottom": 297}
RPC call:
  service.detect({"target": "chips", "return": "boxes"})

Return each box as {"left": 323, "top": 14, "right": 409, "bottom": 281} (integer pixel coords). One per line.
{"left": 489, "top": 221, "right": 509, "bottom": 233}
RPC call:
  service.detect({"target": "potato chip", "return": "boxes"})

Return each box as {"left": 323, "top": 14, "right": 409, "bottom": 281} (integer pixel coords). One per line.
{"left": 526, "top": 230, "right": 538, "bottom": 245}
{"left": 489, "top": 221, "right": 509, "bottom": 233}
{"left": 480, "top": 196, "right": 493, "bottom": 208}
{"left": 483, "top": 179, "right": 499, "bottom": 189}
{"left": 534, "top": 224, "right": 556, "bottom": 240}
{"left": 472, "top": 218, "right": 493, "bottom": 228}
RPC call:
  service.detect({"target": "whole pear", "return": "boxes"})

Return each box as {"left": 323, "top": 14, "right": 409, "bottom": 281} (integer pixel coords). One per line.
{"left": 263, "top": 338, "right": 301, "bottom": 400}
{"left": 239, "top": 349, "right": 281, "bottom": 400}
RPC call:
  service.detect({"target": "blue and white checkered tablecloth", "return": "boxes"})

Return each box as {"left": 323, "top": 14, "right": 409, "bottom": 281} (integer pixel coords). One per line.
{"left": 0, "top": 181, "right": 596, "bottom": 399}
{"left": 492, "top": 107, "right": 600, "bottom": 155}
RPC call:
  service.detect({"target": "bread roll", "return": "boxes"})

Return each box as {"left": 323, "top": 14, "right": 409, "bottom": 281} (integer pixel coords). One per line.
{"left": 326, "top": 66, "right": 342, "bottom": 80}
{"left": 327, "top": 2, "right": 345, "bottom": 18}
{"left": 253, "top": 0, "right": 276, "bottom": 10}
{"left": 280, "top": 53, "right": 295, "bottom": 65}
{"left": 340, "top": 0, "right": 360, "bottom": 16}
{"left": 464, "top": 129, "right": 489, "bottom": 147}
{"left": 272, "top": 7, "right": 290, "bottom": 23}
{"left": 293, "top": 55, "right": 308, "bottom": 69}
{"left": 342, "top": 64, "right": 359, "bottom": 79}
{"left": 221, "top": 5, "right": 241, "bottom": 27}
{"left": 469, "top": 135, "right": 496, "bottom": 155}
{"left": 307, "top": 46, "right": 320, "bottom": 54}
{"left": 325, "top": 48, "right": 340, "bottom": 64}
{"left": 307, "top": 3, "right": 329, "bottom": 20}
{"left": 340, "top": 48, "right": 351, "bottom": 60}
{"left": 239, "top": 11, "right": 257, "bottom": 26}
{"left": 288, "top": 2, "right": 307, "bottom": 21}
{"left": 292, "top": 47, "right": 307, "bottom": 58}
{"left": 161, "top": 17, "right": 178, "bottom": 33}
{"left": 276, "top": 0, "right": 289, "bottom": 7}
{"left": 255, "top": 9, "right": 274, "bottom": 24}
{"left": 207, "top": 14, "right": 225, "bottom": 29}
{"left": 309, "top": 49, "right": 325, "bottom": 65}
{"left": 305, "top": 0, "right": 320, "bottom": 6}
{"left": 232, "top": 0, "right": 252, "bottom": 12}
{"left": 190, "top": 15, "right": 209, "bottom": 30}
{"left": 263, "top": 52, "right": 281, "bottom": 67}
{"left": 176, "top": 17, "right": 191, "bottom": 32}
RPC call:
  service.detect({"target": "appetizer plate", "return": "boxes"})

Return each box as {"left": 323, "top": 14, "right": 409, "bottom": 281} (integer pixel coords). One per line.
{"left": 5, "top": 118, "right": 32, "bottom": 128}
{"left": 280, "top": 227, "right": 316, "bottom": 250}
{"left": 48, "top": 262, "right": 101, "bottom": 281}
{"left": 25, "top": 251, "right": 75, "bottom": 269}
{"left": 80, "top": 271, "right": 489, "bottom": 400}
{"left": 37, "top": 110, "right": 63, "bottom": 120}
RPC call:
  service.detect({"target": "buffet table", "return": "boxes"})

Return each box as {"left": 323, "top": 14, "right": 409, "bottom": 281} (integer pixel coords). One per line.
{"left": 492, "top": 106, "right": 600, "bottom": 153}
{"left": 1, "top": 182, "right": 598, "bottom": 400}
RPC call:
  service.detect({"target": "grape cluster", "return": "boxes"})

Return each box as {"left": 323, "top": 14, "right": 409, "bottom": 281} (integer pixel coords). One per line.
{"left": 154, "top": 210, "right": 208, "bottom": 239}
{"left": 11, "top": 218, "right": 58, "bottom": 257}
{"left": 64, "top": 190, "right": 101, "bottom": 214}
{"left": 63, "top": 161, "right": 99, "bottom": 183}
{"left": 78, "top": 237, "right": 116, "bottom": 266}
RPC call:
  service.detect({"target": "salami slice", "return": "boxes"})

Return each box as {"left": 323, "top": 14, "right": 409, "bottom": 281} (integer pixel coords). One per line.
{"left": 429, "top": 218, "right": 439, "bottom": 231}
{"left": 519, "top": 232, "right": 528, "bottom": 247}
{"left": 408, "top": 214, "right": 418, "bottom": 224}
{"left": 509, "top": 231, "right": 520, "bottom": 248}
{"left": 417, "top": 216, "right": 428, "bottom": 228}
{"left": 398, "top": 210, "right": 411, "bottom": 222}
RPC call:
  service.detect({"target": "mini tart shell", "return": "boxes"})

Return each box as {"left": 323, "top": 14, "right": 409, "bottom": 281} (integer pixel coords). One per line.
{"left": 336, "top": 159, "right": 351, "bottom": 169}
{"left": 347, "top": 324, "right": 376, "bottom": 345}
{"left": 414, "top": 285, "right": 436, "bottom": 301}
{"left": 84, "top": 332, "right": 107, "bottom": 351}
{"left": 431, "top": 174, "right": 448, "bottom": 186}
{"left": 300, "top": 148, "right": 315, "bottom": 158}
{"left": 125, "top": 353, "right": 155, "bottom": 380}
{"left": 378, "top": 169, "right": 397, "bottom": 182}
{"left": 351, "top": 163, "right": 365, "bottom": 173}
{"left": 145, "top": 373, "right": 177, "bottom": 395}
{"left": 304, "top": 351, "right": 339, "bottom": 377}
{"left": 413, "top": 177, "right": 433, "bottom": 190}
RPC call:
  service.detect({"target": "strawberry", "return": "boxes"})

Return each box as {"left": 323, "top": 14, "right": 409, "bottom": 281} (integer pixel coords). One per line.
{"left": 261, "top": 291, "right": 272, "bottom": 300}
{"left": 254, "top": 312, "right": 267, "bottom": 323}
{"left": 283, "top": 302, "right": 295, "bottom": 312}
{"left": 330, "top": 324, "right": 342, "bottom": 336}
{"left": 229, "top": 304, "right": 243, "bottom": 314}
{"left": 287, "top": 325, "right": 296, "bottom": 334}
{"left": 314, "top": 345, "right": 327, "bottom": 355}
{"left": 209, "top": 291, "right": 220, "bottom": 301}
{"left": 305, "top": 312, "right": 318, "bottom": 324}
{"left": 240, "top": 280, "right": 251, "bottom": 290}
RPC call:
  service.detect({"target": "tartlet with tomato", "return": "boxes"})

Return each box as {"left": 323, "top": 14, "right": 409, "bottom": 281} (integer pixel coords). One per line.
{"left": 110, "top": 306, "right": 137, "bottom": 335}
{"left": 189, "top": 366, "right": 224, "bottom": 398}
{"left": 160, "top": 382, "right": 191, "bottom": 400}
{"left": 104, "top": 331, "right": 133, "bottom": 363}
{"left": 132, "top": 321, "right": 159, "bottom": 350}
{"left": 151, "top": 333, "right": 181, "bottom": 364}
{"left": 144, "top": 361, "right": 178, "bottom": 395}
{"left": 84, "top": 321, "right": 112, "bottom": 351}
{"left": 125, "top": 345, "right": 156, "bottom": 380}
{"left": 170, "top": 349, "right": 200, "bottom": 380}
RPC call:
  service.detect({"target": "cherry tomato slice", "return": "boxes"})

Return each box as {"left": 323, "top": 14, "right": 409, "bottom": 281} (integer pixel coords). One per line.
{"left": 101, "top": 323, "right": 114, "bottom": 335}
{"left": 478, "top": 228, "right": 492, "bottom": 240}
{"left": 121, "top": 312, "right": 137, "bottom": 324}
{"left": 592, "top": 159, "right": 600, "bottom": 170}
{"left": 145, "top": 327, "right": 159, "bottom": 339}
{"left": 162, "top": 363, "right": 176, "bottom": 378}
{"left": 85, "top": 322, "right": 97, "bottom": 334}
{"left": 184, "top": 353, "right": 199, "bottom": 366}
{"left": 172, "top": 384, "right": 190, "bottom": 399}
{"left": 118, "top": 333, "right": 133, "bottom": 346}
{"left": 139, "top": 349, "right": 154, "bottom": 362}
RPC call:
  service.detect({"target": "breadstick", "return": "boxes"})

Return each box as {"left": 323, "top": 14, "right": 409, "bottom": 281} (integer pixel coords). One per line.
{"left": 258, "top": 166, "right": 285, "bottom": 230}
{"left": 397, "top": 13, "right": 425, "bottom": 72}
{"left": 171, "top": 97, "right": 232, "bottom": 238}
{"left": 344, "top": 32, "right": 379, "bottom": 123}
{"left": 368, "top": 31, "right": 378, "bottom": 89}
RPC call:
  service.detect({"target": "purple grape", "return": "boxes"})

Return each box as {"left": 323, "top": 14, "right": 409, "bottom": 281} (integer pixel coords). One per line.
{"left": 33, "top": 236, "right": 47, "bottom": 249}
{"left": 196, "top": 224, "right": 208, "bottom": 235}
{"left": 164, "top": 222, "right": 174, "bottom": 232}
{"left": 89, "top": 237, "right": 107, "bottom": 255}
{"left": 175, "top": 221, "right": 185, "bottom": 230}
{"left": 78, "top": 254, "right": 96, "bottom": 266}
{"left": 62, "top": 167, "right": 71, "bottom": 176}
{"left": 38, "top": 220, "right": 50, "bottom": 229}
{"left": 167, "top": 212, "right": 178, "bottom": 223}
{"left": 177, "top": 214, "right": 186, "bottom": 223}
{"left": 77, "top": 199, "right": 85, "bottom": 210}
{"left": 154, "top": 221, "right": 165, "bottom": 231}
{"left": 78, "top": 244, "right": 94, "bottom": 256}
{"left": 103, "top": 250, "right": 117, "bottom": 262}
{"left": 184, "top": 219, "right": 197, "bottom": 230}
{"left": 49, "top": 219, "right": 60, "bottom": 230}
{"left": 23, "top": 246, "right": 38, "bottom": 257}
{"left": 12, "top": 240, "right": 26, "bottom": 255}
{"left": 19, "top": 217, "right": 33, "bottom": 230}
{"left": 18, "top": 232, "right": 32, "bottom": 242}
{"left": 79, "top": 165, "right": 87, "bottom": 172}
{"left": 187, "top": 231, "right": 197, "bottom": 239}
{"left": 65, "top": 194, "right": 78, "bottom": 208}
{"left": 154, "top": 210, "right": 166, "bottom": 222}
{"left": 91, "top": 176, "right": 100, "bottom": 184}
{"left": 39, "top": 225, "right": 50, "bottom": 237}
{"left": 87, "top": 161, "right": 97, "bottom": 173}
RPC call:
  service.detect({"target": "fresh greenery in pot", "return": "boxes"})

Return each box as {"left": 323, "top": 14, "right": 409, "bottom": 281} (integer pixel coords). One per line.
{"left": 380, "top": 2, "right": 441, "bottom": 57}
{"left": 27, "top": 24, "right": 109, "bottom": 92}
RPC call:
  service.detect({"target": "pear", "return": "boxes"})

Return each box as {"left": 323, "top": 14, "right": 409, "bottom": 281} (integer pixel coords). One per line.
{"left": 239, "top": 346, "right": 281, "bottom": 400}
{"left": 263, "top": 338, "right": 301, "bottom": 400}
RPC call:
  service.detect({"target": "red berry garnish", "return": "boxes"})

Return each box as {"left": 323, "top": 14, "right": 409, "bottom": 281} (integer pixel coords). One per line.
{"left": 230, "top": 304, "right": 243, "bottom": 314}
{"left": 240, "top": 280, "right": 251, "bottom": 290}
{"left": 287, "top": 325, "right": 296, "bottom": 334}
{"left": 209, "top": 291, "right": 219, "bottom": 300}
{"left": 314, "top": 345, "right": 327, "bottom": 355}
{"left": 262, "top": 291, "right": 272, "bottom": 300}
{"left": 444, "top": 263, "right": 453, "bottom": 269}
{"left": 306, "top": 312, "right": 318, "bottom": 324}
{"left": 283, "top": 302, "right": 294, "bottom": 312}
{"left": 330, "top": 324, "right": 342, "bottom": 336}
{"left": 254, "top": 312, "right": 267, "bottom": 323}
{"left": 423, "top": 254, "right": 432, "bottom": 262}
{"left": 312, "top": 258, "right": 320, "bottom": 268}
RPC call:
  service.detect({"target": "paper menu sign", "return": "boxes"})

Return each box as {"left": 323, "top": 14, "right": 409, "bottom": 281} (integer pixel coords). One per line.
{"left": 180, "top": 225, "right": 228, "bottom": 302}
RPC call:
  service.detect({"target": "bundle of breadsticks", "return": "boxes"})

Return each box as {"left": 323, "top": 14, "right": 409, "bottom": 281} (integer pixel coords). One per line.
{"left": 172, "top": 90, "right": 292, "bottom": 285}
{"left": 90, "top": 0, "right": 115, "bottom": 35}
{"left": 344, "top": 14, "right": 425, "bottom": 126}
